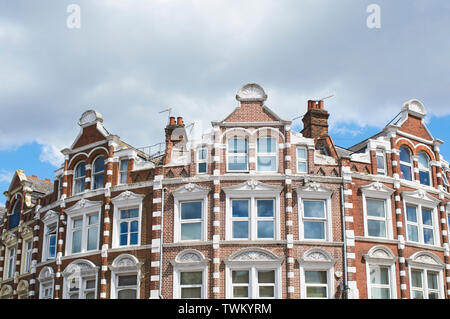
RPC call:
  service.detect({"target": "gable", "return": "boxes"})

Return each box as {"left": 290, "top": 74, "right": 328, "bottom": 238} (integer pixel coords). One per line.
{"left": 72, "top": 124, "right": 108, "bottom": 149}
{"left": 223, "top": 102, "right": 281, "bottom": 123}
{"left": 398, "top": 115, "right": 433, "bottom": 141}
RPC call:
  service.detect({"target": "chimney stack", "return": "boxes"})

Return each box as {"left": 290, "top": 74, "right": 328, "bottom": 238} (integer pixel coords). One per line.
{"left": 163, "top": 115, "right": 186, "bottom": 165}
{"left": 301, "top": 100, "right": 330, "bottom": 139}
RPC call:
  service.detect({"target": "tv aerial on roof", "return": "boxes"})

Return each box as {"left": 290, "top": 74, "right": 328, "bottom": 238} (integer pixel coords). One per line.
{"left": 317, "top": 94, "right": 335, "bottom": 102}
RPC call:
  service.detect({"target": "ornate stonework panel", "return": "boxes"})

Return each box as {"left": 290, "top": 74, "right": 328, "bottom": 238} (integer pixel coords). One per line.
{"left": 178, "top": 252, "right": 202, "bottom": 263}
{"left": 233, "top": 251, "right": 276, "bottom": 261}
{"left": 78, "top": 110, "right": 103, "bottom": 126}
{"left": 236, "top": 84, "right": 267, "bottom": 102}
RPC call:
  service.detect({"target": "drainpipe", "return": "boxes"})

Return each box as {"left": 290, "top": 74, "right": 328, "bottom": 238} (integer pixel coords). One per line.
{"left": 158, "top": 187, "right": 167, "bottom": 299}
{"left": 340, "top": 185, "right": 348, "bottom": 299}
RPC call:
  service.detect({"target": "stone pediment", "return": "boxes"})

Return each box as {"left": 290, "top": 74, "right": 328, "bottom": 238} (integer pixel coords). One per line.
{"left": 171, "top": 249, "right": 209, "bottom": 267}
{"left": 41, "top": 210, "right": 58, "bottom": 223}
{"left": 360, "top": 182, "right": 395, "bottom": 195}
{"left": 407, "top": 251, "right": 444, "bottom": 270}
{"left": 111, "top": 190, "right": 145, "bottom": 204}
{"left": 296, "top": 181, "right": 333, "bottom": 195}
{"left": 224, "top": 248, "right": 283, "bottom": 265}
{"left": 222, "top": 180, "right": 283, "bottom": 194}
{"left": 66, "top": 198, "right": 102, "bottom": 213}
{"left": 299, "top": 248, "right": 336, "bottom": 266}
{"left": 172, "top": 184, "right": 210, "bottom": 196}
{"left": 402, "top": 189, "right": 440, "bottom": 205}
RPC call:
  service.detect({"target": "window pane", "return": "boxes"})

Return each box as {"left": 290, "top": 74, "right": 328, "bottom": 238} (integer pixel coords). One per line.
{"left": 75, "top": 162, "right": 86, "bottom": 177}
{"left": 88, "top": 214, "right": 98, "bottom": 225}
{"left": 73, "top": 218, "right": 83, "bottom": 228}
{"left": 411, "top": 271, "right": 422, "bottom": 288}
{"left": 120, "top": 159, "right": 128, "bottom": 171}
{"left": 407, "top": 225, "right": 419, "bottom": 242}
{"left": 228, "top": 156, "right": 248, "bottom": 171}
{"left": 368, "top": 220, "right": 386, "bottom": 238}
{"left": 371, "top": 287, "right": 390, "bottom": 299}
{"left": 297, "top": 147, "right": 307, "bottom": 160}
{"left": 86, "top": 279, "right": 96, "bottom": 289}
{"left": 87, "top": 227, "right": 98, "bottom": 250}
{"left": 120, "top": 222, "right": 128, "bottom": 234}
{"left": 366, "top": 199, "right": 385, "bottom": 217}
{"left": 306, "top": 287, "right": 327, "bottom": 298}
{"left": 180, "top": 272, "right": 202, "bottom": 285}
{"left": 303, "top": 201, "right": 325, "bottom": 218}
{"left": 229, "top": 138, "right": 247, "bottom": 153}
{"left": 232, "top": 200, "right": 249, "bottom": 217}
{"left": 129, "top": 208, "right": 139, "bottom": 218}
{"left": 232, "top": 270, "right": 249, "bottom": 284}
{"left": 259, "top": 286, "right": 274, "bottom": 298}
{"left": 181, "top": 287, "right": 201, "bottom": 299}
{"left": 181, "top": 223, "right": 202, "bottom": 241}
{"left": 429, "top": 292, "right": 439, "bottom": 299}
{"left": 305, "top": 271, "right": 327, "bottom": 284}
{"left": 198, "top": 162, "right": 207, "bottom": 173}
{"left": 118, "top": 275, "right": 137, "bottom": 286}
{"left": 130, "top": 221, "right": 139, "bottom": 233}
{"left": 120, "top": 172, "right": 127, "bottom": 184}
{"left": 257, "top": 156, "right": 276, "bottom": 171}
{"left": 258, "top": 270, "right": 275, "bottom": 284}
{"left": 400, "top": 164, "right": 412, "bottom": 181}
{"left": 418, "top": 153, "right": 429, "bottom": 169}
{"left": 181, "top": 202, "right": 202, "bottom": 220}
{"left": 406, "top": 206, "right": 417, "bottom": 222}
{"left": 257, "top": 200, "right": 274, "bottom": 217}
{"left": 94, "top": 174, "right": 104, "bottom": 189}
{"left": 75, "top": 179, "right": 85, "bottom": 194}
{"left": 423, "top": 228, "right": 434, "bottom": 245}
{"left": 72, "top": 230, "right": 82, "bottom": 253}
{"left": 399, "top": 147, "right": 411, "bottom": 163}
{"left": 412, "top": 291, "right": 423, "bottom": 299}
{"left": 304, "top": 221, "right": 325, "bottom": 239}
{"left": 48, "top": 235, "right": 56, "bottom": 258}
{"left": 120, "top": 234, "right": 128, "bottom": 246}
{"left": 118, "top": 289, "right": 136, "bottom": 299}
{"left": 198, "top": 148, "right": 207, "bottom": 160}
{"left": 257, "top": 221, "right": 274, "bottom": 238}
{"left": 232, "top": 221, "right": 248, "bottom": 239}
{"left": 130, "top": 233, "right": 138, "bottom": 245}
{"left": 94, "top": 156, "right": 105, "bottom": 173}
{"left": 427, "top": 272, "right": 438, "bottom": 290}
{"left": 370, "top": 267, "right": 389, "bottom": 285}
{"left": 257, "top": 137, "right": 276, "bottom": 153}
{"left": 422, "top": 208, "right": 433, "bottom": 226}
{"left": 85, "top": 292, "right": 95, "bottom": 299}
{"left": 419, "top": 171, "right": 430, "bottom": 186}
{"left": 376, "top": 155, "right": 385, "bottom": 171}
{"left": 233, "top": 287, "right": 248, "bottom": 298}
{"left": 297, "top": 161, "right": 307, "bottom": 173}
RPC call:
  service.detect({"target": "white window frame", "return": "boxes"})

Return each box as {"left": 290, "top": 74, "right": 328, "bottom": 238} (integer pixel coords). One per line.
{"left": 109, "top": 254, "right": 142, "bottom": 299}
{"left": 173, "top": 185, "right": 209, "bottom": 243}
{"left": 299, "top": 248, "right": 336, "bottom": 299}
{"left": 73, "top": 161, "right": 86, "bottom": 195}
{"left": 172, "top": 250, "right": 208, "bottom": 299}
{"left": 38, "top": 266, "right": 55, "bottom": 300}
{"left": 399, "top": 146, "right": 414, "bottom": 181}
{"left": 21, "top": 239, "right": 33, "bottom": 274}
{"left": 4, "top": 246, "right": 17, "bottom": 280}
{"left": 376, "top": 149, "right": 387, "bottom": 176}
{"left": 62, "top": 260, "right": 99, "bottom": 299}
{"left": 65, "top": 203, "right": 102, "bottom": 256}
{"left": 256, "top": 136, "right": 278, "bottom": 173}
{"left": 363, "top": 246, "right": 397, "bottom": 299}
{"left": 407, "top": 252, "right": 445, "bottom": 299}
{"left": 226, "top": 136, "right": 249, "bottom": 172}
{"left": 297, "top": 184, "right": 333, "bottom": 242}
{"left": 417, "top": 152, "right": 431, "bottom": 186}
{"left": 111, "top": 191, "right": 145, "bottom": 249}
{"left": 118, "top": 158, "right": 129, "bottom": 185}
{"left": 41, "top": 210, "right": 58, "bottom": 262}
{"left": 91, "top": 155, "right": 105, "bottom": 190}
{"left": 296, "top": 146, "right": 308, "bottom": 174}
{"left": 361, "top": 182, "right": 395, "bottom": 240}
{"left": 197, "top": 147, "right": 208, "bottom": 174}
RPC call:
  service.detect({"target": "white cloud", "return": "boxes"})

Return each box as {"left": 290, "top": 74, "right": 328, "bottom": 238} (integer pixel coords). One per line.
{"left": 0, "top": 170, "right": 13, "bottom": 183}
{"left": 39, "top": 144, "right": 65, "bottom": 167}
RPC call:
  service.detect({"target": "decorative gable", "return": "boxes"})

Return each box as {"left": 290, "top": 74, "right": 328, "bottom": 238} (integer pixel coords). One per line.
{"left": 402, "top": 189, "right": 440, "bottom": 205}
{"left": 296, "top": 181, "right": 333, "bottom": 196}
{"left": 360, "top": 182, "right": 395, "bottom": 196}
{"left": 111, "top": 190, "right": 145, "bottom": 204}
{"left": 66, "top": 198, "right": 103, "bottom": 214}
{"left": 222, "top": 180, "right": 283, "bottom": 195}
{"left": 224, "top": 248, "right": 283, "bottom": 265}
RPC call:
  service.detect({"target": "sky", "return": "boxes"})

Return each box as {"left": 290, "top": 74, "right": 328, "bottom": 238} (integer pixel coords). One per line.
{"left": 1, "top": 0, "right": 450, "bottom": 205}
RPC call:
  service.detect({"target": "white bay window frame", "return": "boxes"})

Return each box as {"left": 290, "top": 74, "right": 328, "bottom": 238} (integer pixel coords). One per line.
{"left": 41, "top": 210, "right": 58, "bottom": 262}
{"left": 407, "top": 251, "right": 445, "bottom": 299}
{"left": 363, "top": 246, "right": 397, "bottom": 299}
{"left": 296, "top": 146, "right": 308, "bottom": 174}
{"left": 226, "top": 136, "right": 249, "bottom": 172}
{"left": 256, "top": 136, "right": 278, "bottom": 173}
{"left": 171, "top": 250, "right": 208, "bottom": 299}
{"left": 62, "top": 260, "right": 99, "bottom": 299}
{"left": 109, "top": 254, "right": 142, "bottom": 299}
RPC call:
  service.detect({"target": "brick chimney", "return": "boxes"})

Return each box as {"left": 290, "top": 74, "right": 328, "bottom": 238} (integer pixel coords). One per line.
{"left": 301, "top": 100, "right": 330, "bottom": 139}
{"left": 163, "top": 116, "right": 186, "bottom": 165}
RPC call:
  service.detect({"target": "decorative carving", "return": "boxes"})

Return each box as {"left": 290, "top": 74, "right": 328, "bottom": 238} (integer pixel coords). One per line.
{"left": 371, "top": 249, "right": 390, "bottom": 259}
{"left": 233, "top": 251, "right": 275, "bottom": 261}
{"left": 78, "top": 110, "right": 103, "bottom": 126}
{"left": 184, "top": 184, "right": 196, "bottom": 192}
{"left": 117, "top": 257, "right": 136, "bottom": 267}
{"left": 236, "top": 84, "right": 267, "bottom": 102}
{"left": 21, "top": 225, "right": 33, "bottom": 238}
{"left": 247, "top": 180, "right": 259, "bottom": 190}
{"left": 373, "top": 181, "right": 383, "bottom": 191}
{"left": 415, "top": 255, "right": 438, "bottom": 265}
{"left": 304, "top": 252, "right": 329, "bottom": 262}
{"left": 178, "top": 252, "right": 202, "bottom": 263}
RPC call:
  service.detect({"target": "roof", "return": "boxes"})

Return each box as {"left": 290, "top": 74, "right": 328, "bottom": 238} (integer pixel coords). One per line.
{"left": 26, "top": 175, "right": 54, "bottom": 194}
{"left": 335, "top": 146, "right": 353, "bottom": 158}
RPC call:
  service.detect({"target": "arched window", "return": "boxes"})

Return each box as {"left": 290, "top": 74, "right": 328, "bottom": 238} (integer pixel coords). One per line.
{"left": 418, "top": 152, "right": 431, "bottom": 186}
{"left": 257, "top": 137, "right": 277, "bottom": 172}
{"left": 74, "top": 162, "right": 86, "bottom": 194}
{"left": 9, "top": 199, "right": 21, "bottom": 229}
{"left": 227, "top": 136, "right": 248, "bottom": 172}
{"left": 92, "top": 156, "right": 105, "bottom": 189}
{"left": 399, "top": 146, "right": 413, "bottom": 181}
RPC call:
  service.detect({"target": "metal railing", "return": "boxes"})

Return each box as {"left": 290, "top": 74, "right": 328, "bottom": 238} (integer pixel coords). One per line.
{"left": 137, "top": 142, "right": 166, "bottom": 160}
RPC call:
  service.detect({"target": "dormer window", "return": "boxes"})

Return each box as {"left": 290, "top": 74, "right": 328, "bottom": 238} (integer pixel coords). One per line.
{"left": 257, "top": 137, "right": 277, "bottom": 172}
{"left": 418, "top": 152, "right": 431, "bottom": 186}
{"left": 227, "top": 137, "right": 248, "bottom": 172}
{"left": 74, "top": 162, "right": 86, "bottom": 194}
{"left": 92, "top": 156, "right": 105, "bottom": 189}
{"left": 399, "top": 146, "right": 413, "bottom": 181}
{"left": 9, "top": 200, "right": 21, "bottom": 230}
{"left": 376, "top": 149, "right": 386, "bottom": 176}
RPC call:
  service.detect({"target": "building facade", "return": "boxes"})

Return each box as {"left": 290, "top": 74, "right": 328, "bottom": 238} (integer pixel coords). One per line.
{"left": 0, "top": 83, "right": 449, "bottom": 299}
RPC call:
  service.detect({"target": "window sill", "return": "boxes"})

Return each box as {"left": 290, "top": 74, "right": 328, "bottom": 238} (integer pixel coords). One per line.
{"left": 355, "top": 236, "right": 398, "bottom": 244}
{"left": 404, "top": 241, "right": 445, "bottom": 251}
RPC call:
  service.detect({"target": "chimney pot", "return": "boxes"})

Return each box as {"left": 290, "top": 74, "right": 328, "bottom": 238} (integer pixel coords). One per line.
{"left": 318, "top": 100, "right": 324, "bottom": 109}
{"left": 169, "top": 117, "right": 176, "bottom": 125}
{"left": 177, "top": 117, "right": 184, "bottom": 125}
